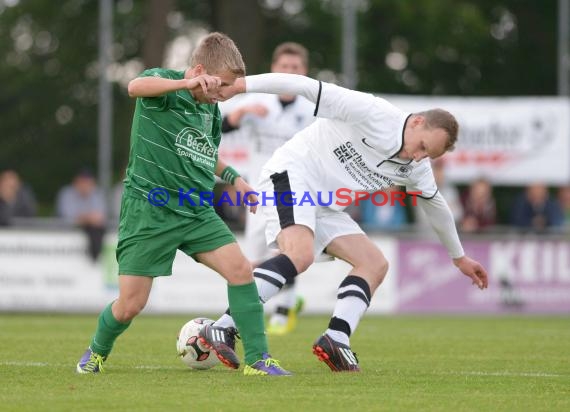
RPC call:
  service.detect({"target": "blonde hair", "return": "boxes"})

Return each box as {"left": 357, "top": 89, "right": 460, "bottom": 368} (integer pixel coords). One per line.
{"left": 272, "top": 42, "right": 309, "bottom": 68}
{"left": 417, "top": 108, "right": 459, "bottom": 151}
{"left": 191, "top": 32, "right": 246, "bottom": 76}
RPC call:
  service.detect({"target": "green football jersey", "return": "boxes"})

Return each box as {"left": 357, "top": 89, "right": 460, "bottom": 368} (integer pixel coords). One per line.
{"left": 124, "top": 68, "right": 222, "bottom": 217}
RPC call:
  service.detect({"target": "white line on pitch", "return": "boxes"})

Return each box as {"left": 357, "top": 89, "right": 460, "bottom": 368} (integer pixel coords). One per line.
{"left": 440, "top": 371, "right": 563, "bottom": 378}
{"left": 0, "top": 361, "right": 179, "bottom": 370}
{"left": 1, "top": 361, "right": 50, "bottom": 367}
{"left": 1, "top": 362, "right": 565, "bottom": 377}
{"left": 134, "top": 365, "right": 179, "bottom": 370}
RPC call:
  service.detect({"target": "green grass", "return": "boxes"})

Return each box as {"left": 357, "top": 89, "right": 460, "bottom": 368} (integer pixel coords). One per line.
{"left": 0, "top": 314, "right": 569, "bottom": 412}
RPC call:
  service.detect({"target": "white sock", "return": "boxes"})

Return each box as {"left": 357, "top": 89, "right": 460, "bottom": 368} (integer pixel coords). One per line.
{"left": 214, "top": 313, "right": 235, "bottom": 329}
{"left": 269, "top": 313, "right": 288, "bottom": 326}
{"left": 269, "top": 284, "right": 298, "bottom": 326}
{"left": 325, "top": 329, "right": 350, "bottom": 346}
{"left": 254, "top": 273, "right": 283, "bottom": 303}
{"left": 281, "top": 283, "right": 298, "bottom": 309}
{"left": 331, "top": 295, "right": 368, "bottom": 336}
{"left": 325, "top": 275, "right": 371, "bottom": 347}
{"left": 253, "top": 254, "right": 297, "bottom": 303}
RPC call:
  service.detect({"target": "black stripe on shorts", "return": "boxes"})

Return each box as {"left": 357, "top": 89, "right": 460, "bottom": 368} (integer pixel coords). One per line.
{"left": 269, "top": 171, "right": 295, "bottom": 229}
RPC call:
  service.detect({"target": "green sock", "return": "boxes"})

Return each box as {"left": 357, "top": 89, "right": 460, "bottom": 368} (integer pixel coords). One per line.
{"left": 89, "top": 302, "right": 131, "bottom": 357}
{"left": 228, "top": 282, "right": 268, "bottom": 365}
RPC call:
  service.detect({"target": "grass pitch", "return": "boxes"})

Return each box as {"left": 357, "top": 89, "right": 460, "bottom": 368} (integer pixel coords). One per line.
{"left": 1, "top": 314, "right": 569, "bottom": 411}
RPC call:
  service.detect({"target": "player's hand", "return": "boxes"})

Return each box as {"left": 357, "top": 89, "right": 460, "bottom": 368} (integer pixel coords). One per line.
{"left": 234, "top": 177, "right": 258, "bottom": 214}
{"left": 186, "top": 74, "right": 222, "bottom": 96}
{"left": 244, "top": 104, "right": 269, "bottom": 118}
{"left": 218, "top": 77, "right": 246, "bottom": 101}
{"left": 227, "top": 104, "right": 269, "bottom": 127}
{"left": 453, "top": 255, "right": 489, "bottom": 290}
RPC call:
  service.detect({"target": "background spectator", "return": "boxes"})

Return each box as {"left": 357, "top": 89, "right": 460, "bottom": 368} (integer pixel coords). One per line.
{"left": 56, "top": 169, "right": 106, "bottom": 260}
{"left": 360, "top": 186, "right": 408, "bottom": 231}
{"left": 510, "top": 183, "right": 564, "bottom": 232}
{"left": 0, "top": 169, "right": 37, "bottom": 226}
{"left": 557, "top": 185, "right": 570, "bottom": 230}
{"left": 461, "top": 178, "right": 497, "bottom": 233}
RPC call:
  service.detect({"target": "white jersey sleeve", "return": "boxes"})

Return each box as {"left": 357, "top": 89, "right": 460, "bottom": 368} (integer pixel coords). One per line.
{"left": 402, "top": 159, "right": 464, "bottom": 258}
{"left": 246, "top": 74, "right": 376, "bottom": 124}
{"left": 246, "top": 73, "right": 404, "bottom": 155}
{"left": 417, "top": 192, "right": 465, "bottom": 259}
{"left": 315, "top": 83, "right": 379, "bottom": 124}
{"left": 246, "top": 74, "right": 319, "bottom": 103}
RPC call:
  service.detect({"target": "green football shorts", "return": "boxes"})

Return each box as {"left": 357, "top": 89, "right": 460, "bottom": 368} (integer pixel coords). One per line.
{"left": 116, "top": 195, "right": 236, "bottom": 277}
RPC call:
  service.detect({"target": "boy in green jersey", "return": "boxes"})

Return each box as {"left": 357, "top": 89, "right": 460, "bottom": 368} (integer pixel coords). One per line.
{"left": 76, "top": 32, "right": 290, "bottom": 376}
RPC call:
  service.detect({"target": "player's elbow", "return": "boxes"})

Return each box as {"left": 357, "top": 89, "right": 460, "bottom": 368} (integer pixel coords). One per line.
{"left": 127, "top": 79, "right": 142, "bottom": 98}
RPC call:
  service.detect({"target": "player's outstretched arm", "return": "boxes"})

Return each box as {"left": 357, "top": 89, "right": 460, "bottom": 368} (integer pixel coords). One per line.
{"left": 219, "top": 74, "right": 318, "bottom": 102}
{"left": 128, "top": 74, "right": 221, "bottom": 98}
{"left": 418, "top": 192, "right": 489, "bottom": 290}
{"left": 453, "top": 255, "right": 489, "bottom": 290}
{"left": 219, "top": 77, "right": 247, "bottom": 101}
{"left": 221, "top": 73, "right": 378, "bottom": 125}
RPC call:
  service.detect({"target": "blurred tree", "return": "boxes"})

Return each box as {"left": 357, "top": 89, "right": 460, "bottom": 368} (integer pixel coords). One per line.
{"left": 211, "top": 0, "right": 265, "bottom": 73}
{"left": 142, "top": 0, "right": 175, "bottom": 68}
{"left": 0, "top": 0, "right": 559, "bottom": 214}
{"left": 357, "top": 0, "right": 557, "bottom": 95}
{"left": 257, "top": 0, "right": 341, "bottom": 77}
{"left": 1, "top": 0, "right": 102, "bottom": 207}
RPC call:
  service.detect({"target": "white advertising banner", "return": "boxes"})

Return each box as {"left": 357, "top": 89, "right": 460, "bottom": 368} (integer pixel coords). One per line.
{"left": 0, "top": 230, "right": 396, "bottom": 314}
{"left": 386, "top": 95, "right": 570, "bottom": 185}
{"left": 2, "top": 230, "right": 569, "bottom": 314}
{"left": 219, "top": 94, "right": 570, "bottom": 185}
{"left": 0, "top": 231, "right": 117, "bottom": 312}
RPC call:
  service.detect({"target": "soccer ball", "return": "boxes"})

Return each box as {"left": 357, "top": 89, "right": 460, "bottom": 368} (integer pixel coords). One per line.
{"left": 176, "top": 318, "right": 220, "bottom": 370}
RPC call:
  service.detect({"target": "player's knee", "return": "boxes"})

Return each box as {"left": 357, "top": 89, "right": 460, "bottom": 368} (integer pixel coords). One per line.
{"left": 288, "top": 249, "right": 314, "bottom": 273}
{"left": 376, "top": 258, "right": 389, "bottom": 282}
{"left": 226, "top": 258, "right": 254, "bottom": 285}
{"left": 369, "top": 256, "right": 389, "bottom": 290}
{"left": 115, "top": 299, "right": 146, "bottom": 322}
{"left": 299, "top": 251, "right": 315, "bottom": 272}
{"left": 358, "top": 253, "right": 389, "bottom": 290}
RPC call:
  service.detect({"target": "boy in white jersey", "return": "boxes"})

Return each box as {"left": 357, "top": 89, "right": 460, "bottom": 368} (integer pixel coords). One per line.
{"left": 221, "top": 43, "right": 314, "bottom": 335}
{"left": 210, "top": 73, "right": 489, "bottom": 372}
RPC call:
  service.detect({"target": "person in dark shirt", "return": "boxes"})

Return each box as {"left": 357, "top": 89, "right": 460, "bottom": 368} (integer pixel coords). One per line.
{"left": 0, "top": 169, "right": 37, "bottom": 226}
{"left": 511, "top": 183, "right": 564, "bottom": 232}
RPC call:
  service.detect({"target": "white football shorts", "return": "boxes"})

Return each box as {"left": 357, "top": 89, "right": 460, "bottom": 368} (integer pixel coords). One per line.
{"left": 256, "top": 168, "right": 364, "bottom": 258}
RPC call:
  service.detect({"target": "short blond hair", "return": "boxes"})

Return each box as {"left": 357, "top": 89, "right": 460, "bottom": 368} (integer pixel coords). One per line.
{"left": 191, "top": 32, "right": 246, "bottom": 77}
{"left": 272, "top": 42, "right": 309, "bottom": 68}
{"left": 417, "top": 108, "right": 459, "bottom": 151}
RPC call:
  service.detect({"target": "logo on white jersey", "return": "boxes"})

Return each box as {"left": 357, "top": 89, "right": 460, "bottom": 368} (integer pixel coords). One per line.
{"left": 395, "top": 164, "right": 413, "bottom": 178}
{"left": 361, "top": 138, "right": 374, "bottom": 149}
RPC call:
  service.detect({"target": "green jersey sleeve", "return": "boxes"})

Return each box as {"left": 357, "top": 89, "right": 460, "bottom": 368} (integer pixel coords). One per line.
{"left": 137, "top": 68, "right": 179, "bottom": 111}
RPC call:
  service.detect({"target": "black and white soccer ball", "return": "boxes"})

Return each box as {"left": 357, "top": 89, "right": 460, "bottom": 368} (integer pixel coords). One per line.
{"left": 176, "top": 317, "right": 220, "bottom": 370}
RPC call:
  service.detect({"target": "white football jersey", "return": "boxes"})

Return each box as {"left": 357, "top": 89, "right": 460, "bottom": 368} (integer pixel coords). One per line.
{"left": 264, "top": 82, "right": 438, "bottom": 210}
{"left": 247, "top": 73, "right": 464, "bottom": 258}
{"left": 232, "top": 93, "right": 316, "bottom": 157}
